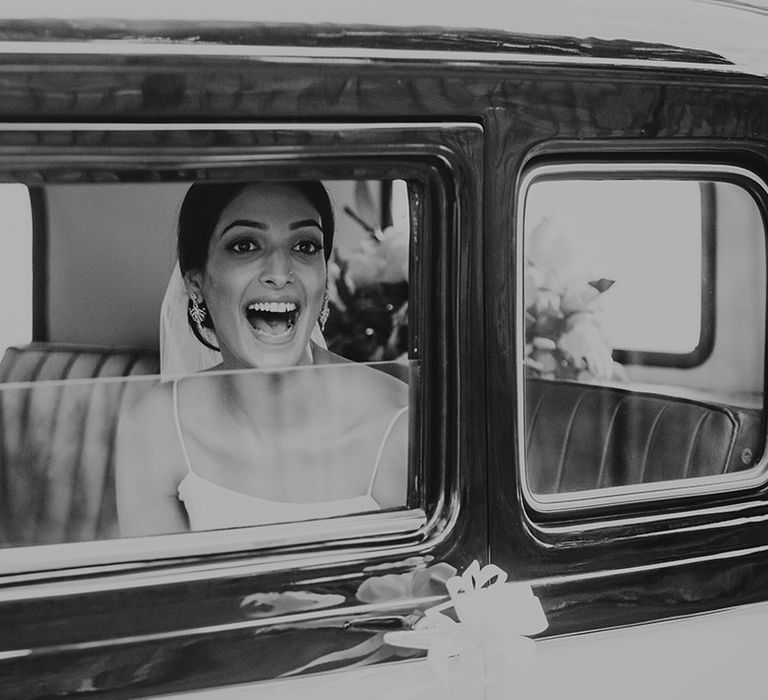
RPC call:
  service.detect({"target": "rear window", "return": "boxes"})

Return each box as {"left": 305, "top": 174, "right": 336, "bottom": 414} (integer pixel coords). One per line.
{"left": 519, "top": 162, "right": 767, "bottom": 513}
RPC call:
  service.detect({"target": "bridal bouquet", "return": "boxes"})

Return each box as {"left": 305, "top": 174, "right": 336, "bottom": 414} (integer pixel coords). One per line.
{"left": 324, "top": 223, "right": 409, "bottom": 363}
{"left": 525, "top": 217, "right": 620, "bottom": 382}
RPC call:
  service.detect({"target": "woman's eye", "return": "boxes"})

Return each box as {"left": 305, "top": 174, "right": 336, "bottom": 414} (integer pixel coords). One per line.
{"left": 230, "top": 239, "right": 258, "bottom": 254}
{"left": 293, "top": 240, "right": 323, "bottom": 255}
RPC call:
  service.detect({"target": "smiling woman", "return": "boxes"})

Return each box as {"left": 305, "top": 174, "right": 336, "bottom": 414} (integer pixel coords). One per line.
{"left": 178, "top": 182, "right": 333, "bottom": 368}
{"left": 114, "top": 181, "right": 409, "bottom": 536}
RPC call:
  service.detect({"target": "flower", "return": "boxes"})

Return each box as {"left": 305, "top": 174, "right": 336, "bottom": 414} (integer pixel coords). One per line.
{"left": 525, "top": 217, "right": 621, "bottom": 382}
{"left": 324, "top": 250, "right": 409, "bottom": 363}
{"left": 444, "top": 562, "right": 548, "bottom": 638}
{"left": 557, "top": 313, "right": 615, "bottom": 380}
{"left": 342, "top": 224, "right": 409, "bottom": 288}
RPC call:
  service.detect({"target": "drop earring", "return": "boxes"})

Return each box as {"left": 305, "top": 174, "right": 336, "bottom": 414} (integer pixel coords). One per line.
{"left": 319, "top": 290, "right": 330, "bottom": 331}
{"left": 189, "top": 293, "right": 207, "bottom": 334}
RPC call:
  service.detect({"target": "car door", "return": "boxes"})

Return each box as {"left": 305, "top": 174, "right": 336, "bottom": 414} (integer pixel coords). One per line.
{"left": 0, "top": 65, "right": 488, "bottom": 700}
{"left": 485, "top": 42, "right": 768, "bottom": 699}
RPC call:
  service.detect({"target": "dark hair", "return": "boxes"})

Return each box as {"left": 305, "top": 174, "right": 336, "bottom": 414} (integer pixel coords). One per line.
{"left": 177, "top": 180, "right": 335, "bottom": 348}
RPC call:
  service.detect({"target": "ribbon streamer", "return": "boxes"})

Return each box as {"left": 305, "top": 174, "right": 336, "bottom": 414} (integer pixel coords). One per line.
{"left": 384, "top": 560, "right": 548, "bottom": 693}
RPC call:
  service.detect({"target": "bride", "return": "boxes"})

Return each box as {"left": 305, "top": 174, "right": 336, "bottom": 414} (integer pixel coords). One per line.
{"left": 115, "top": 181, "right": 408, "bottom": 536}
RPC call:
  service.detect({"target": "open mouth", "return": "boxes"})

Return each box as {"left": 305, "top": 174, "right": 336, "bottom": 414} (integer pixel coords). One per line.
{"left": 245, "top": 301, "right": 300, "bottom": 339}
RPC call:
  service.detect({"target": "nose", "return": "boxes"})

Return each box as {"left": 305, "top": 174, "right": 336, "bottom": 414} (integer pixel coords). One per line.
{"left": 259, "top": 249, "right": 293, "bottom": 288}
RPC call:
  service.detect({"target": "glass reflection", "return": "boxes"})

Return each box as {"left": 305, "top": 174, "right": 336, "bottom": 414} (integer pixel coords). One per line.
{"left": 0, "top": 360, "right": 412, "bottom": 547}
{"left": 523, "top": 175, "right": 765, "bottom": 499}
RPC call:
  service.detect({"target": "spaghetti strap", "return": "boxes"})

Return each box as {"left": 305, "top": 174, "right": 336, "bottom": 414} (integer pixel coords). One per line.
{"left": 172, "top": 379, "right": 195, "bottom": 476}
{"left": 366, "top": 406, "right": 408, "bottom": 496}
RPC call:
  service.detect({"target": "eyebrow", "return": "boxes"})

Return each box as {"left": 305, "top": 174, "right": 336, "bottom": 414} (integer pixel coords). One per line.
{"left": 289, "top": 218, "right": 324, "bottom": 232}
{"left": 220, "top": 219, "right": 267, "bottom": 236}
{"left": 219, "top": 218, "right": 323, "bottom": 236}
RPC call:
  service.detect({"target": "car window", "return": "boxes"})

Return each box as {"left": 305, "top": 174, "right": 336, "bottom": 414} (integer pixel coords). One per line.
{"left": 520, "top": 163, "right": 767, "bottom": 511}
{"left": 0, "top": 116, "right": 484, "bottom": 578}
{"left": 0, "top": 177, "right": 420, "bottom": 561}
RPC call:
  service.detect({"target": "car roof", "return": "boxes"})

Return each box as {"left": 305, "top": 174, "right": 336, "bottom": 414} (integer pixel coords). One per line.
{"left": 0, "top": 0, "right": 767, "bottom": 74}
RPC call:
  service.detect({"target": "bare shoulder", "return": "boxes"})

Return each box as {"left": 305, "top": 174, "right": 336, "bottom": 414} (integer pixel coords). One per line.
{"left": 115, "top": 379, "right": 189, "bottom": 535}
{"left": 119, "top": 379, "right": 175, "bottom": 433}
{"left": 313, "top": 346, "right": 409, "bottom": 411}
{"left": 115, "top": 379, "right": 182, "bottom": 479}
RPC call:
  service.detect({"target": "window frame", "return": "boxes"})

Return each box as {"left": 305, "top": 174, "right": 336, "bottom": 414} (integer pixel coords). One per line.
{"left": 517, "top": 161, "right": 768, "bottom": 516}
{"left": 0, "top": 120, "right": 483, "bottom": 581}
{"left": 30, "top": 186, "right": 48, "bottom": 342}
{"left": 611, "top": 180, "right": 716, "bottom": 368}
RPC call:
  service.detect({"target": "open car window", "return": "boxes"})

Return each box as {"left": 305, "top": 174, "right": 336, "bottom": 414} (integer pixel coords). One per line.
{"left": 0, "top": 178, "right": 423, "bottom": 571}
{"left": 0, "top": 118, "right": 484, "bottom": 580}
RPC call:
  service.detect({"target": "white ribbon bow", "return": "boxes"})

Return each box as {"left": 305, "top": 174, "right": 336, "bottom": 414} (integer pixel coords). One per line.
{"left": 384, "top": 560, "right": 547, "bottom": 693}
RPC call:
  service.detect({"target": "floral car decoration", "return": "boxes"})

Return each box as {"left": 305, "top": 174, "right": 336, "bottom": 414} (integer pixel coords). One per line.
{"left": 384, "top": 561, "right": 548, "bottom": 695}
{"left": 253, "top": 560, "right": 547, "bottom": 695}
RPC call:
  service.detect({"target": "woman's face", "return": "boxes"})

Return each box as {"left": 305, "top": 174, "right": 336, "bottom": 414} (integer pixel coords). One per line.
{"left": 187, "top": 183, "right": 327, "bottom": 369}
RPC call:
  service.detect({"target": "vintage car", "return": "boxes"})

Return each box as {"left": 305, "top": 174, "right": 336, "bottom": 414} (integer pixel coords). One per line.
{"left": 2, "top": 1, "right": 768, "bottom": 697}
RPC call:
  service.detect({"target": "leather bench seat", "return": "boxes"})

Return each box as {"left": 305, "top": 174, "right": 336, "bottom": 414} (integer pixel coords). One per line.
{"left": 525, "top": 378, "right": 764, "bottom": 495}
{"left": 1, "top": 343, "right": 763, "bottom": 545}
{"left": 0, "top": 343, "right": 159, "bottom": 545}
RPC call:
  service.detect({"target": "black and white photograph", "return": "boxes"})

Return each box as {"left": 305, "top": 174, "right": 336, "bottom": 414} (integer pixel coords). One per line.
{"left": 1, "top": 1, "right": 768, "bottom": 698}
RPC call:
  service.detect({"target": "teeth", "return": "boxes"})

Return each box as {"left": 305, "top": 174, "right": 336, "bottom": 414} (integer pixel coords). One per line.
{"left": 248, "top": 301, "right": 297, "bottom": 313}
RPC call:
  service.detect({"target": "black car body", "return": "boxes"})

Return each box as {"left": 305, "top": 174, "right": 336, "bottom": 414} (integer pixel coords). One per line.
{"left": 2, "top": 2, "right": 768, "bottom": 697}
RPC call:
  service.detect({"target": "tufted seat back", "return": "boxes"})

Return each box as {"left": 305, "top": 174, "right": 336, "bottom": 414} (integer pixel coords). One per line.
{"left": 0, "top": 343, "right": 160, "bottom": 546}
{"left": 525, "top": 378, "right": 763, "bottom": 495}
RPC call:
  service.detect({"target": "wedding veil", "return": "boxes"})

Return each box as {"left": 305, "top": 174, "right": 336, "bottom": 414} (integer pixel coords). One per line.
{"left": 159, "top": 263, "right": 326, "bottom": 377}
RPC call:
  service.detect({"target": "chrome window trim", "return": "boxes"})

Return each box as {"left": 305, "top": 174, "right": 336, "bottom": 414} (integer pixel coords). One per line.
{"left": 517, "top": 161, "right": 768, "bottom": 515}
{"left": 0, "top": 513, "right": 434, "bottom": 601}
{"left": 0, "top": 121, "right": 477, "bottom": 132}
{"left": 0, "top": 508, "right": 428, "bottom": 578}
{"left": 528, "top": 497, "right": 768, "bottom": 539}
{"left": 0, "top": 591, "right": 447, "bottom": 660}
{"left": 7, "top": 531, "right": 768, "bottom": 661}
{"left": 0, "top": 40, "right": 761, "bottom": 76}
{"left": 526, "top": 535, "right": 768, "bottom": 589}
{"left": 0, "top": 494, "right": 461, "bottom": 599}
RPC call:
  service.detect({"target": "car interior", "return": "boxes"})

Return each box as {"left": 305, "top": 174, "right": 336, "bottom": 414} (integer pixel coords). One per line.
{"left": 0, "top": 162, "right": 765, "bottom": 547}
{"left": 0, "top": 177, "right": 414, "bottom": 548}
